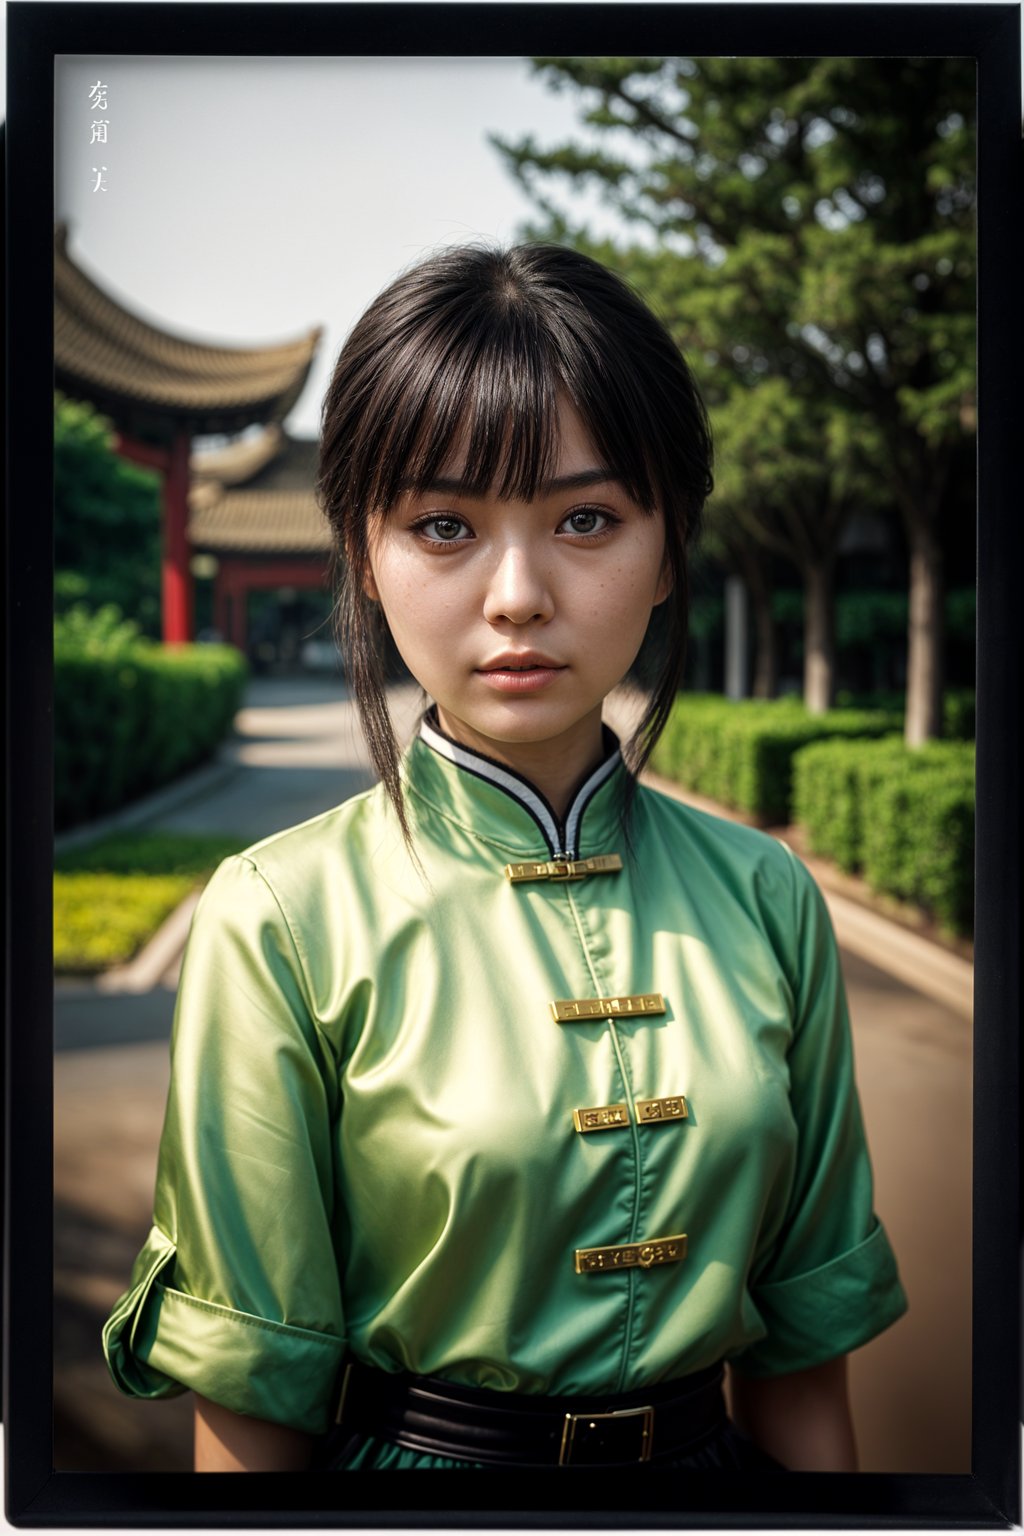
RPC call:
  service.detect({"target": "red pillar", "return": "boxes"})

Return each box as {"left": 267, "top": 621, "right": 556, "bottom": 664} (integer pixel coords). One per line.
{"left": 214, "top": 564, "right": 229, "bottom": 642}
{"left": 162, "top": 432, "right": 193, "bottom": 644}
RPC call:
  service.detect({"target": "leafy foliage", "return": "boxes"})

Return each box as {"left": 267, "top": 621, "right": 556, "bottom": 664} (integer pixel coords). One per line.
{"left": 54, "top": 832, "right": 248, "bottom": 975}
{"left": 56, "top": 830, "right": 247, "bottom": 876}
{"left": 54, "top": 393, "right": 163, "bottom": 636}
{"left": 832, "top": 686, "right": 974, "bottom": 740}
{"left": 54, "top": 835, "right": 248, "bottom": 976}
{"left": 54, "top": 873, "right": 194, "bottom": 974}
{"left": 494, "top": 57, "right": 976, "bottom": 728}
{"left": 649, "top": 693, "right": 901, "bottom": 823}
{"left": 793, "top": 734, "right": 974, "bottom": 934}
{"left": 54, "top": 605, "right": 248, "bottom": 830}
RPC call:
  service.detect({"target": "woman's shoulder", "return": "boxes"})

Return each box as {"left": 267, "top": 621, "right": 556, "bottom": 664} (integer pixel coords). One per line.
{"left": 636, "top": 780, "right": 797, "bottom": 879}
{"left": 241, "top": 781, "right": 385, "bottom": 864}
{"left": 203, "top": 780, "right": 398, "bottom": 918}
{"left": 633, "top": 781, "right": 815, "bottom": 963}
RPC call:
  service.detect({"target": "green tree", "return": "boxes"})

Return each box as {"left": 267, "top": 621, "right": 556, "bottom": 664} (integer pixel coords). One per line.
{"left": 54, "top": 392, "right": 163, "bottom": 635}
{"left": 709, "top": 378, "right": 885, "bottom": 709}
{"left": 495, "top": 56, "right": 975, "bottom": 739}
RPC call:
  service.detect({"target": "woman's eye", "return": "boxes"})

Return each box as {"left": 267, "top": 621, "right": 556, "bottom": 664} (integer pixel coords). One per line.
{"left": 560, "top": 507, "right": 612, "bottom": 536}
{"left": 417, "top": 516, "right": 472, "bottom": 543}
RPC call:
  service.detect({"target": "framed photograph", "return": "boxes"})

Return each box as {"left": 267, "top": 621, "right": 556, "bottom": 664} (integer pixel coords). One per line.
{"left": 5, "top": 1, "right": 1020, "bottom": 1525}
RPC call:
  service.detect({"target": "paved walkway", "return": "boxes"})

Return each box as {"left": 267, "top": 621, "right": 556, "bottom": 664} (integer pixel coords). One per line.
{"left": 53, "top": 679, "right": 973, "bottom": 1474}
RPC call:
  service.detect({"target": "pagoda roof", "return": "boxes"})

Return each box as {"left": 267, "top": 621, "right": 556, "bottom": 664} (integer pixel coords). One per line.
{"left": 54, "top": 224, "right": 322, "bottom": 439}
{"left": 189, "top": 429, "right": 330, "bottom": 555}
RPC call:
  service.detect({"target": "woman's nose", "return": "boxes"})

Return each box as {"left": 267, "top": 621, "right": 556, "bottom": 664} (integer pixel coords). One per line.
{"left": 482, "top": 543, "right": 555, "bottom": 627}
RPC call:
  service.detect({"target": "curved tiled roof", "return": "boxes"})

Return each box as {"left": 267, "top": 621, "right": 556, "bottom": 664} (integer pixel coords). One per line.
{"left": 189, "top": 489, "right": 332, "bottom": 554}
{"left": 54, "top": 225, "right": 322, "bottom": 435}
{"left": 190, "top": 423, "right": 289, "bottom": 487}
{"left": 189, "top": 432, "right": 330, "bottom": 555}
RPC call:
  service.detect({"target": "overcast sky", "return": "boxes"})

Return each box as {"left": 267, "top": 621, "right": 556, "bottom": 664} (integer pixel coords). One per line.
{"left": 49, "top": 52, "right": 630, "bottom": 439}
{"left": 5, "top": 5, "right": 1019, "bottom": 442}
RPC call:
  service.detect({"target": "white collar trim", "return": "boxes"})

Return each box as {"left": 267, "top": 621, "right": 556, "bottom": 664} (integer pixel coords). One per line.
{"left": 418, "top": 714, "right": 621, "bottom": 859}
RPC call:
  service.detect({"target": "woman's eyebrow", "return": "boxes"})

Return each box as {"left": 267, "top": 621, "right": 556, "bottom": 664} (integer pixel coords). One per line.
{"left": 410, "top": 468, "right": 623, "bottom": 496}
{"left": 544, "top": 469, "right": 623, "bottom": 492}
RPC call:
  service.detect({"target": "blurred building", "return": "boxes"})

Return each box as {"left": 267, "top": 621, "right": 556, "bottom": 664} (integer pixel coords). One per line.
{"left": 189, "top": 426, "right": 334, "bottom": 671}
{"left": 54, "top": 223, "right": 328, "bottom": 655}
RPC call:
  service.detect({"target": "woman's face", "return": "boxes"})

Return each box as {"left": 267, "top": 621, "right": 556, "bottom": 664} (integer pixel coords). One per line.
{"left": 365, "top": 399, "right": 671, "bottom": 770}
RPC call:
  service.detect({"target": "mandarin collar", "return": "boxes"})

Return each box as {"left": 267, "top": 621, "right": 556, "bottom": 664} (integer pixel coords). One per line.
{"left": 403, "top": 709, "right": 627, "bottom": 860}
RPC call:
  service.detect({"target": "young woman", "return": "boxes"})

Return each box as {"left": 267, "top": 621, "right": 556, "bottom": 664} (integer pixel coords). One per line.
{"left": 103, "top": 244, "right": 907, "bottom": 1474}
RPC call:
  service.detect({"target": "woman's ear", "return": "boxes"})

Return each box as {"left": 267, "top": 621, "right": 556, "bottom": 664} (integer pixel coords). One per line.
{"left": 653, "top": 552, "right": 675, "bottom": 607}
{"left": 360, "top": 517, "right": 384, "bottom": 603}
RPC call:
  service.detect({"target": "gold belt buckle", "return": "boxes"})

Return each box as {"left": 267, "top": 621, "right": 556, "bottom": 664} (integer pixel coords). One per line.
{"left": 558, "top": 1403, "right": 655, "bottom": 1465}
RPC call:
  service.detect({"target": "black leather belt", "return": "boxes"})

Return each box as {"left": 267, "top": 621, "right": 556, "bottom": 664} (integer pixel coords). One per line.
{"left": 334, "top": 1358, "right": 727, "bottom": 1466}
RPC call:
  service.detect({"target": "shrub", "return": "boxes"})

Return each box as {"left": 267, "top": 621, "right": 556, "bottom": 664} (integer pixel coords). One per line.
{"left": 942, "top": 688, "right": 976, "bottom": 741}
{"left": 649, "top": 695, "right": 901, "bottom": 824}
{"left": 861, "top": 760, "right": 975, "bottom": 935}
{"left": 53, "top": 832, "right": 248, "bottom": 974}
{"left": 54, "top": 393, "right": 163, "bottom": 636}
{"left": 833, "top": 687, "right": 975, "bottom": 740}
{"left": 55, "top": 830, "right": 247, "bottom": 877}
{"left": 793, "top": 735, "right": 970, "bottom": 866}
{"left": 54, "top": 605, "right": 248, "bottom": 830}
{"left": 793, "top": 734, "right": 974, "bottom": 935}
{"left": 54, "top": 872, "right": 193, "bottom": 973}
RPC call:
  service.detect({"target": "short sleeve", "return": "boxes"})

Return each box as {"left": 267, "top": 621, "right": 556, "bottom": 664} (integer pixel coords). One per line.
{"left": 729, "top": 851, "right": 908, "bottom": 1377}
{"left": 101, "top": 855, "right": 346, "bottom": 1435}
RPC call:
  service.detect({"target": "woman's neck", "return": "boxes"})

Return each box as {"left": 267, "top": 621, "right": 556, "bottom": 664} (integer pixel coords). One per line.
{"left": 433, "top": 704, "right": 607, "bottom": 820}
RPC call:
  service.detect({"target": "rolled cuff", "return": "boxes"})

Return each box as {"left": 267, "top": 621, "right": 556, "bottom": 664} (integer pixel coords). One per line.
{"left": 101, "top": 1224, "right": 346, "bottom": 1435}
{"left": 729, "top": 1217, "right": 909, "bottom": 1377}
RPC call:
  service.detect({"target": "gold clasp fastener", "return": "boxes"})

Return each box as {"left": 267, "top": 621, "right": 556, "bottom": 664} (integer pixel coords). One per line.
{"left": 572, "top": 1103, "right": 630, "bottom": 1133}
{"left": 504, "top": 854, "right": 622, "bottom": 884}
{"left": 552, "top": 993, "right": 665, "bottom": 1023}
{"left": 635, "top": 1094, "right": 688, "bottom": 1125}
{"left": 574, "top": 1233, "right": 687, "bottom": 1274}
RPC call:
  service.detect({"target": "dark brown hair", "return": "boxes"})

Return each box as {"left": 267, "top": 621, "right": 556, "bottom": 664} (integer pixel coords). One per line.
{"left": 317, "top": 242, "right": 712, "bottom": 841}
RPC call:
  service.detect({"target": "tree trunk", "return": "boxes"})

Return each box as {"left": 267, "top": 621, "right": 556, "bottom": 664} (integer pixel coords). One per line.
{"left": 904, "top": 523, "right": 945, "bottom": 745}
{"left": 724, "top": 534, "right": 778, "bottom": 698}
{"left": 724, "top": 575, "right": 751, "bottom": 699}
{"left": 803, "top": 557, "right": 836, "bottom": 714}
{"left": 746, "top": 558, "right": 778, "bottom": 699}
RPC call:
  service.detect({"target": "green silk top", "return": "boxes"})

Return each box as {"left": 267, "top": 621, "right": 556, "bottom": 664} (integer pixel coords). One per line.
{"left": 103, "top": 714, "right": 907, "bottom": 1438}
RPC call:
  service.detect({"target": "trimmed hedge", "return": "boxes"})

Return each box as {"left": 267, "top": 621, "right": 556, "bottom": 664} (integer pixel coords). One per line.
{"left": 55, "top": 605, "right": 248, "bottom": 831}
{"left": 834, "top": 687, "right": 975, "bottom": 740}
{"left": 793, "top": 735, "right": 974, "bottom": 936}
{"left": 649, "top": 694, "right": 902, "bottom": 825}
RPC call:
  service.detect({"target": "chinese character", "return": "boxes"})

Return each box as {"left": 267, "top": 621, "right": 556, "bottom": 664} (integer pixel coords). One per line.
{"left": 90, "top": 120, "right": 110, "bottom": 145}
{"left": 92, "top": 166, "right": 108, "bottom": 193}
{"left": 89, "top": 80, "right": 108, "bottom": 111}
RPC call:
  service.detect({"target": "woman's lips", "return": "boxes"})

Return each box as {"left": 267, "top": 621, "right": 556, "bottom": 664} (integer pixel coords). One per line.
{"left": 476, "top": 663, "right": 567, "bottom": 694}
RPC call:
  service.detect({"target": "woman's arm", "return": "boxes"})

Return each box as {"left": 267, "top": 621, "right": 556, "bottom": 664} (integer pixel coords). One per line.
{"left": 727, "top": 1354, "right": 858, "bottom": 1471}
{"left": 193, "top": 1394, "right": 315, "bottom": 1471}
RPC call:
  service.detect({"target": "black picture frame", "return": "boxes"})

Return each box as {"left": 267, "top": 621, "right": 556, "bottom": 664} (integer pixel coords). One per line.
{"left": 5, "top": 2, "right": 1021, "bottom": 1525}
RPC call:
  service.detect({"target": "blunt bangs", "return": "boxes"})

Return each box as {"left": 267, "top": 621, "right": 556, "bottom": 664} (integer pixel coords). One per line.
{"left": 363, "top": 306, "right": 565, "bottom": 511}
{"left": 336, "top": 266, "right": 668, "bottom": 520}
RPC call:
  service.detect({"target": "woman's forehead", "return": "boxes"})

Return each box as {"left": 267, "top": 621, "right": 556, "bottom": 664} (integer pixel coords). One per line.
{"left": 432, "top": 397, "right": 606, "bottom": 486}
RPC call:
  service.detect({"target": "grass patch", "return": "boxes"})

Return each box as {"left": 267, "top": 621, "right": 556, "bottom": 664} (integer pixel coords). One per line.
{"left": 54, "top": 831, "right": 248, "bottom": 974}
{"left": 55, "top": 873, "right": 195, "bottom": 974}
{"left": 55, "top": 830, "right": 248, "bottom": 877}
